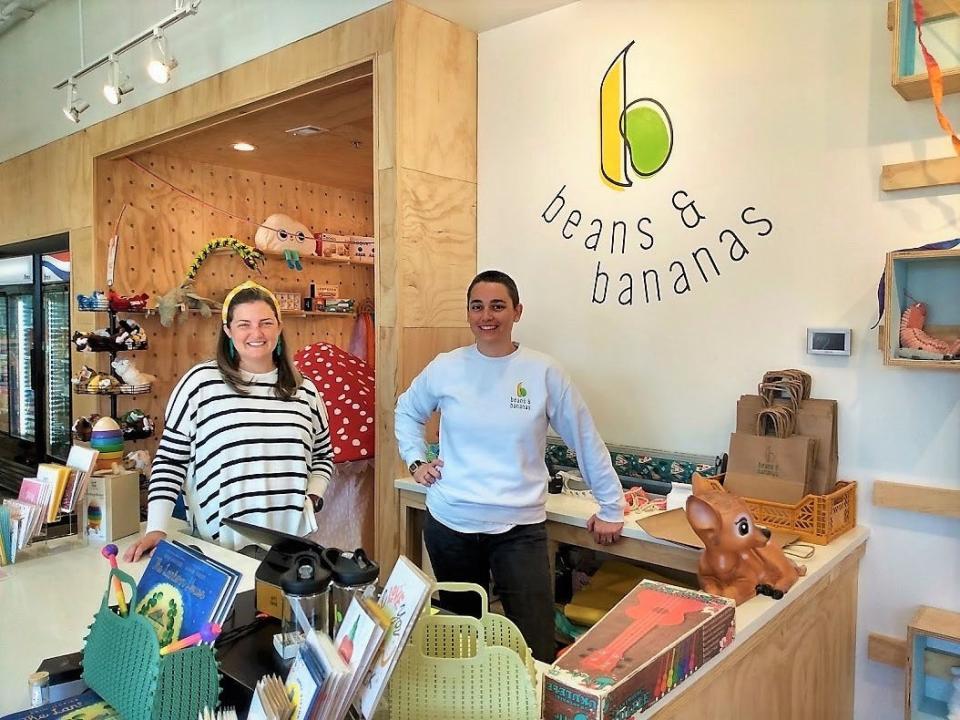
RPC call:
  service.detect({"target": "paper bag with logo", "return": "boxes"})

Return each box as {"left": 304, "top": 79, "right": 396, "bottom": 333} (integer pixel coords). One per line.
{"left": 736, "top": 395, "right": 838, "bottom": 495}
{"left": 725, "top": 432, "right": 816, "bottom": 504}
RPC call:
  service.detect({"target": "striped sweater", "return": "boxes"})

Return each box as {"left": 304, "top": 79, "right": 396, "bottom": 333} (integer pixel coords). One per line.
{"left": 146, "top": 361, "right": 334, "bottom": 550}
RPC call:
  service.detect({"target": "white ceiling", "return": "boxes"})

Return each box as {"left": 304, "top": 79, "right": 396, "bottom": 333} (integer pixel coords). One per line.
{"left": 411, "top": 0, "right": 576, "bottom": 32}
{"left": 0, "top": 0, "right": 50, "bottom": 37}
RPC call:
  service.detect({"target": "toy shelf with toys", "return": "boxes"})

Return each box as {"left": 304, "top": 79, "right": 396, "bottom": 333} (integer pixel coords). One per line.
{"left": 881, "top": 248, "right": 960, "bottom": 370}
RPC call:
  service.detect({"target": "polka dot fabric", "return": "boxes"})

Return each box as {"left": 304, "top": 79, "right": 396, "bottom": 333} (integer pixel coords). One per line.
{"left": 294, "top": 342, "right": 375, "bottom": 462}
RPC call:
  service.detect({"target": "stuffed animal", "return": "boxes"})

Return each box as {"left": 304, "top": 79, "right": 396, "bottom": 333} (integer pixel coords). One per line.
{"left": 255, "top": 213, "right": 316, "bottom": 255}
{"left": 114, "top": 319, "right": 148, "bottom": 350}
{"left": 71, "top": 414, "right": 102, "bottom": 441}
{"left": 88, "top": 374, "right": 120, "bottom": 393}
{"left": 111, "top": 358, "right": 157, "bottom": 386}
{"left": 124, "top": 449, "right": 153, "bottom": 476}
{"left": 72, "top": 330, "right": 115, "bottom": 353}
{"left": 77, "top": 291, "right": 107, "bottom": 310}
{"left": 685, "top": 473, "right": 806, "bottom": 605}
{"left": 108, "top": 290, "right": 150, "bottom": 312}
{"left": 119, "top": 409, "right": 154, "bottom": 440}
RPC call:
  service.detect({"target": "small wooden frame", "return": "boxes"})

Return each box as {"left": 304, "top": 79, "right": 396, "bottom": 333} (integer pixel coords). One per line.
{"left": 905, "top": 606, "right": 960, "bottom": 719}
{"left": 890, "top": 0, "right": 960, "bottom": 101}
{"left": 882, "top": 248, "right": 960, "bottom": 369}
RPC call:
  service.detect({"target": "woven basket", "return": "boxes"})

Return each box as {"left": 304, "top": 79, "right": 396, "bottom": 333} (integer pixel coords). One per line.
{"left": 387, "top": 582, "right": 538, "bottom": 720}
{"left": 82, "top": 568, "right": 220, "bottom": 720}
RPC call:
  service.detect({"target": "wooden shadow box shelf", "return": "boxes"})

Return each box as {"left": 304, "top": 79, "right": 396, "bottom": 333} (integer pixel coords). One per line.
{"left": 882, "top": 248, "right": 960, "bottom": 369}
{"left": 906, "top": 606, "right": 960, "bottom": 719}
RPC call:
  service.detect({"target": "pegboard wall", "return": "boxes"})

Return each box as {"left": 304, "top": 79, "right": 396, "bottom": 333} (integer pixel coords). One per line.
{"left": 89, "top": 150, "right": 375, "bottom": 448}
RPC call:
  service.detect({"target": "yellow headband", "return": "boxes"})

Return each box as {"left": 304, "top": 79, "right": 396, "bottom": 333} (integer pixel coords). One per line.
{"left": 222, "top": 281, "right": 282, "bottom": 324}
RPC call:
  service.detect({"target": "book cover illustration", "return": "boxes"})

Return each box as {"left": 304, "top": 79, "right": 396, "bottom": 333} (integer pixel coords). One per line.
{"left": 134, "top": 540, "right": 234, "bottom": 646}
{"left": 0, "top": 689, "right": 118, "bottom": 720}
{"left": 358, "top": 555, "right": 431, "bottom": 720}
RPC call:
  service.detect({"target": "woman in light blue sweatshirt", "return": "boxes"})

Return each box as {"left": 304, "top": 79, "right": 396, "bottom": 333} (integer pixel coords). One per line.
{"left": 394, "top": 270, "right": 626, "bottom": 661}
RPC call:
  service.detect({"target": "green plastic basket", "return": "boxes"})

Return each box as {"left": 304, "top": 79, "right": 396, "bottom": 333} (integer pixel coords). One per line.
{"left": 82, "top": 568, "right": 221, "bottom": 720}
{"left": 387, "top": 582, "right": 538, "bottom": 720}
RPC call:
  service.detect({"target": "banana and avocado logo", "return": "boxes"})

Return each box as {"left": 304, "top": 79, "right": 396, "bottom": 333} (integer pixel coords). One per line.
{"left": 600, "top": 41, "right": 673, "bottom": 189}
{"left": 516, "top": 382, "right": 527, "bottom": 397}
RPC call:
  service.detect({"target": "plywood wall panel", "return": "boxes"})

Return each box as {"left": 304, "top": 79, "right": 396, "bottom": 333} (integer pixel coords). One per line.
{"left": 396, "top": 3, "right": 477, "bottom": 181}
{"left": 0, "top": 132, "right": 91, "bottom": 246}
{"left": 397, "top": 168, "right": 476, "bottom": 328}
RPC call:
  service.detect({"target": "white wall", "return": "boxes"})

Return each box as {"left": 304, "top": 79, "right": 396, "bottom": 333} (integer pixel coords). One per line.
{"left": 0, "top": 0, "right": 388, "bottom": 163}
{"left": 477, "top": 2, "right": 960, "bottom": 718}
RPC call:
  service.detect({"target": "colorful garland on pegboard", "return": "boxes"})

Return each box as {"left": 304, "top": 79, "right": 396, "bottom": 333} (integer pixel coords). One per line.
{"left": 913, "top": 0, "right": 960, "bottom": 155}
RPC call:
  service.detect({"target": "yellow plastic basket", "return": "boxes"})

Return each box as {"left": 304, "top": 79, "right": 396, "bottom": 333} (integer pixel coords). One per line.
{"left": 387, "top": 582, "right": 538, "bottom": 720}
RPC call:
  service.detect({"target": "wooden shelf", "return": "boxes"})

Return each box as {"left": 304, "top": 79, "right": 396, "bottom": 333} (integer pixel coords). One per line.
{"left": 284, "top": 310, "right": 357, "bottom": 318}
{"left": 889, "top": 0, "right": 960, "bottom": 101}
{"left": 882, "top": 248, "right": 960, "bottom": 368}
{"left": 867, "top": 633, "right": 907, "bottom": 667}
{"left": 873, "top": 480, "right": 960, "bottom": 518}
{"left": 210, "top": 247, "right": 372, "bottom": 267}
{"left": 881, "top": 155, "right": 960, "bottom": 191}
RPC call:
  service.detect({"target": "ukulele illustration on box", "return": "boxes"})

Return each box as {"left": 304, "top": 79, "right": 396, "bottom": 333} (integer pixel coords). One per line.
{"left": 579, "top": 589, "right": 703, "bottom": 675}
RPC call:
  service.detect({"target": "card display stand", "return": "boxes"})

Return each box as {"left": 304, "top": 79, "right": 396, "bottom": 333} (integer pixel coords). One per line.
{"left": 82, "top": 568, "right": 221, "bottom": 720}
{"left": 387, "top": 582, "right": 537, "bottom": 720}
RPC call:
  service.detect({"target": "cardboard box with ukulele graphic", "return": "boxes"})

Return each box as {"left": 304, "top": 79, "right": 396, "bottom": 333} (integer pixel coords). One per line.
{"left": 543, "top": 580, "right": 735, "bottom": 720}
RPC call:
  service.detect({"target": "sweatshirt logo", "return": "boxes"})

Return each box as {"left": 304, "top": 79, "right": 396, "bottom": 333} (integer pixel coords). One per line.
{"left": 510, "top": 381, "right": 531, "bottom": 411}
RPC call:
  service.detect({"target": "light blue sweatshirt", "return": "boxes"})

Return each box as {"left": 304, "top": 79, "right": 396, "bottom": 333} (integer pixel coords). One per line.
{"left": 394, "top": 344, "right": 626, "bottom": 532}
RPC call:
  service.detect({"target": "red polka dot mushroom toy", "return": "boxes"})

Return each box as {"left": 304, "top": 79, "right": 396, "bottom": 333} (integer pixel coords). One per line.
{"left": 294, "top": 342, "right": 375, "bottom": 462}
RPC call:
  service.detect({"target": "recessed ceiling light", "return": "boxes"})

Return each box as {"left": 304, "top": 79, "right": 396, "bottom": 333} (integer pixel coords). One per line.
{"left": 285, "top": 125, "right": 329, "bottom": 137}
{"left": 232, "top": 142, "right": 256, "bottom": 152}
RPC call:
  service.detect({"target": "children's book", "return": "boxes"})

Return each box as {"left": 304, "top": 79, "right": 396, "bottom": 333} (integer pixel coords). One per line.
{"left": 358, "top": 555, "right": 432, "bottom": 720}
{"left": 135, "top": 539, "right": 239, "bottom": 647}
{"left": 0, "top": 689, "right": 118, "bottom": 720}
{"left": 171, "top": 539, "right": 242, "bottom": 627}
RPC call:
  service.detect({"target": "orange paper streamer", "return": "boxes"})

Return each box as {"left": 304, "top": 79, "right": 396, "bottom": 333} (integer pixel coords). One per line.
{"left": 913, "top": 0, "right": 960, "bottom": 155}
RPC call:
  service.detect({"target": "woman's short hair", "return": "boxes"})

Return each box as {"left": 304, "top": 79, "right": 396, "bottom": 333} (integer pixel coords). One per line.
{"left": 467, "top": 270, "right": 520, "bottom": 306}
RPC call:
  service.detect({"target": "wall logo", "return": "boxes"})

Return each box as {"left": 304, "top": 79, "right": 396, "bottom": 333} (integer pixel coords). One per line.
{"left": 600, "top": 41, "right": 673, "bottom": 188}
{"left": 537, "top": 41, "right": 776, "bottom": 310}
{"left": 510, "top": 382, "right": 531, "bottom": 410}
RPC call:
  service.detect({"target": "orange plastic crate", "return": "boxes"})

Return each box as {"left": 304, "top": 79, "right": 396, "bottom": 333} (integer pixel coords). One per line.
{"left": 741, "top": 481, "right": 857, "bottom": 545}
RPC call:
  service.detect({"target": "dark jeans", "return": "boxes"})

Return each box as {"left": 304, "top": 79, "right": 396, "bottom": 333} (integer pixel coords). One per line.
{"left": 423, "top": 510, "right": 555, "bottom": 662}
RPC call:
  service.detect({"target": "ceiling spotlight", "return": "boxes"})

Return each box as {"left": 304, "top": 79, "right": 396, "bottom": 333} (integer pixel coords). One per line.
{"left": 232, "top": 142, "right": 256, "bottom": 152}
{"left": 62, "top": 78, "right": 89, "bottom": 124}
{"left": 147, "top": 28, "right": 178, "bottom": 84}
{"left": 103, "top": 56, "right": 133, "bottom": 105}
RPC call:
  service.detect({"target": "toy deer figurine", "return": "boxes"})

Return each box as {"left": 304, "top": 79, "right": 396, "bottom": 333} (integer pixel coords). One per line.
{"left": 685, "top": 473, "right": 806, "bottom": 605}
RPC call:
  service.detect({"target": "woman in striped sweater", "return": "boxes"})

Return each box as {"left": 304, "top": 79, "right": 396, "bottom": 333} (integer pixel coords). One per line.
{"left": 124, "top": 281, "right": 334, "bottom": 560}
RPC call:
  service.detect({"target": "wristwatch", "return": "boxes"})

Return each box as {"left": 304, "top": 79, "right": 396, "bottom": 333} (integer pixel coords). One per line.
{"left": 307, "top": 493, "right": 324, "bottom": 511}
{"left": 408, "top": 460, "right": 426, "bottom": 475}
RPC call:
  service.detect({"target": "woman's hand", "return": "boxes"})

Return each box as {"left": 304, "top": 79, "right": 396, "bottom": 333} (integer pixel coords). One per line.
{"left": 123, "top": 530, "right": 167, "bottom": 562}
{"left": 413, "top": 459, "right": 444, "bottom": 487}
{"left": 586, "top": 515, "right": 624, "bottom": 546}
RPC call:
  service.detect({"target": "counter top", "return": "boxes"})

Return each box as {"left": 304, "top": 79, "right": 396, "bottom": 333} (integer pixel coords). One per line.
{"left": 0, "top": 524, "right": 260, "bottom": 715}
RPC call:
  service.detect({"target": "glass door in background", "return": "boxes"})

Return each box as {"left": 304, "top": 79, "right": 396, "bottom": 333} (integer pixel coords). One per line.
{"left": 0, "top": 249, "right": 71, "bottom": 464}
{"left": 42, "top": 254, "right": 72, "bottom": 460}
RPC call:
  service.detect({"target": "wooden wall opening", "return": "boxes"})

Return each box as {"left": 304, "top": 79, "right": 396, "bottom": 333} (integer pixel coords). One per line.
{"left": 89, "top": 64, "right": 378, "bottom": 550}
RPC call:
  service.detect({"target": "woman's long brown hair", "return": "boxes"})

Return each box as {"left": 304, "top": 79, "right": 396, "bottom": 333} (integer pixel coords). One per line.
{"left": 216, "top": 286, "right": 300, "bottom": 399}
